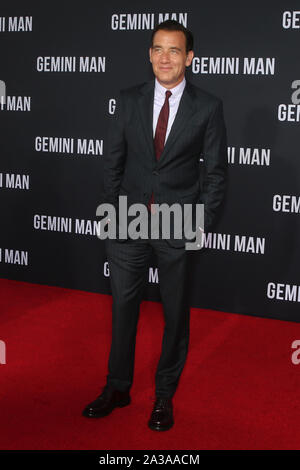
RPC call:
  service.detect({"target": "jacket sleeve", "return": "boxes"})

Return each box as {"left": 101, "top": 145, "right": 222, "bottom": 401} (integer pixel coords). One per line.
{"left": 199, "top": 99, "right": 228, "bottom": 232}
{"left": 103, "top": 91, "right": 127, "bottom": 208}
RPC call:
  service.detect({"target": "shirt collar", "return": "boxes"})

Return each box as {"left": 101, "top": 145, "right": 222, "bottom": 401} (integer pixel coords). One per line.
{"left": 154, "top": 77, "right": 186, "bottom": 100}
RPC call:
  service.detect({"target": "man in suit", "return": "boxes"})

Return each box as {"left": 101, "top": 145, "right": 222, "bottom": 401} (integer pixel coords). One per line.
{"left": 83, "top": 20, "right": 228, "bottom": 431}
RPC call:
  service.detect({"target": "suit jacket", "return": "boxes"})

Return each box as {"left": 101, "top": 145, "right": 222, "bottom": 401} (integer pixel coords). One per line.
{"left": 102, "top": 78, "right": 228, "bottom": 247}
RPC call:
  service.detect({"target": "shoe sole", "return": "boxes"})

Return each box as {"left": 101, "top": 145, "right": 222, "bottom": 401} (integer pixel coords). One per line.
{"left": 82, "top": 397, "right": 131, "bottom": 418}
{"left": 148, "top": 420, "right": 174, "bottom": 431}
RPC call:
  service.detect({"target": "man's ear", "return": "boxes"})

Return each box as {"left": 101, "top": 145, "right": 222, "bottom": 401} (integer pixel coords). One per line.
{"left": 149, "top": 47, "right": 153, "bottom": 63}
{"left": 186, "top": 50, "right": 194, "bottom": 67}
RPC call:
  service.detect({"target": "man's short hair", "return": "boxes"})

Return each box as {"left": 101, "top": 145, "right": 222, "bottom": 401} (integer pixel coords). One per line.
{"left": 150, "top": 20, "right": 194, "bottom": 54}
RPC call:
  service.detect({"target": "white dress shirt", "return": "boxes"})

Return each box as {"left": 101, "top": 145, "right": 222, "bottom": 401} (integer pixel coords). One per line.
{"left": 153, "top": 77, "right": 186, "bottom": 143}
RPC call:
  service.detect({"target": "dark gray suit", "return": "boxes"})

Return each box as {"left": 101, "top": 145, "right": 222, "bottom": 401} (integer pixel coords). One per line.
{"left": 102, "top": 78, "right": 227, "bottom": 397}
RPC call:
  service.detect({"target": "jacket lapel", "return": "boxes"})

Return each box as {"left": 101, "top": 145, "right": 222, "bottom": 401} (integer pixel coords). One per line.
{"left": 137, "top": 80, "right": 155, "bottom": 157}
{"left": 159, "top": 80, "right": 196, "bottom": 164}
{"left": 137, "top": 79, "right": 197, "bottom": 162}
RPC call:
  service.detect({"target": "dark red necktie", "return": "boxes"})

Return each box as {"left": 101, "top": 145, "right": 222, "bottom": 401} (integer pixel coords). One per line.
{"left": 148, "top": 90, "right": 172, "bottom": 213}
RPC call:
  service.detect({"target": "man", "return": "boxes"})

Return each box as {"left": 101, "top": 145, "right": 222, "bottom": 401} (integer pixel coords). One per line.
{"left": 82, "top": 20, "right": 228, "bottom": 431}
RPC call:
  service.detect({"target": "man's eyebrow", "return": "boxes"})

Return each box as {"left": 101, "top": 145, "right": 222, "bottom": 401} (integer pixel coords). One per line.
{"left": 152, "top": 45, "right": 182, "bottom": 51}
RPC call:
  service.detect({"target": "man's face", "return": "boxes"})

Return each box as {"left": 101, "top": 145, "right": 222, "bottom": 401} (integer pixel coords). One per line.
{"left": 149, "top": 29, "right": 194, "bottom": 88}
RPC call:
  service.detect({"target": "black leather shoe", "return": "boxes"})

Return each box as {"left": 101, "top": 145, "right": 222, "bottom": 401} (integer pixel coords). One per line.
{"left": 148, "top": 397, "right": 174, "bottom": 431}
{"left": 82, "top": 386, "right": 131, "bottom": 418}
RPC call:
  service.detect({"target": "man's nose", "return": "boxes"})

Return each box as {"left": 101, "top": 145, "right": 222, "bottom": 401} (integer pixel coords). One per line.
{"left": 160, "top": 52, "right": 171, "bottom": 62}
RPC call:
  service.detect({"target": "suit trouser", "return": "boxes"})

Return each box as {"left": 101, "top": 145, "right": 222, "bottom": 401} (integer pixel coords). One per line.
{"left": 104, "top": 228, "right": 192, "bottom": 398}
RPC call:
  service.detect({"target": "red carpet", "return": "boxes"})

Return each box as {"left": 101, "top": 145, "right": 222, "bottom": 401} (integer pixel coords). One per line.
{"left": 0, "top": 278, "right": 300, "bottom": 450}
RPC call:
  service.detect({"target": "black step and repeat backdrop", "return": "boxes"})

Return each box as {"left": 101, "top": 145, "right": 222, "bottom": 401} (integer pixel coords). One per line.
{"left": 1, "top": 1, "right": 299, "bottom": 321}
